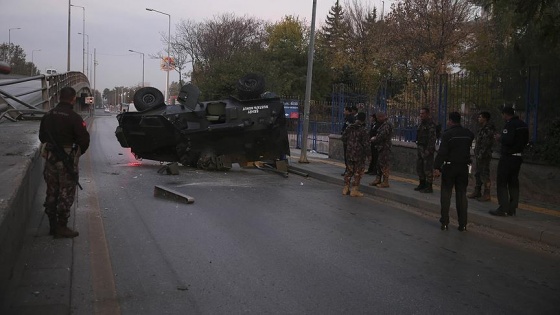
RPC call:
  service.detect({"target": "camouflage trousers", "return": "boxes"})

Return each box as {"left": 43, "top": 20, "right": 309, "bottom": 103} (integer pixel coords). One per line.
{"left": 378, "top": 148, "right": 391, "bottom": 177}
{"left": 474, "top": 156, "right": 491, "bottom": 188}
{"left": 416, "top": 148, "right": 434, "bottom": 183}
{"left": 344, "top": 160, "right": 366, "bottom": 187}
{"left": 43, "top": 160, "right": 78, "bottom": 222}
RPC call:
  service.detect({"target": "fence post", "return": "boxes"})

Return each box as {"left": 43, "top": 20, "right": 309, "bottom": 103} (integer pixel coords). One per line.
{"left": 296, "top": 117, "right": 302, "bottom": 149}
{"left": 312, "top": 121, "right": 317, "bottom": 151}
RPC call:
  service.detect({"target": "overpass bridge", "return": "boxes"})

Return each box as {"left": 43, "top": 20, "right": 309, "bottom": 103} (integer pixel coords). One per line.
{"left": 0, "top": 71, "right": 91, "bottom": 122}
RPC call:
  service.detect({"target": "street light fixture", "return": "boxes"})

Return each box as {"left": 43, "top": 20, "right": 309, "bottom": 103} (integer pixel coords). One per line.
{"left": 78, "top": 32, "right": 89, "bottom": 77}
{"left": 146, "top": 7, "right": 171, "bottom": 103}
{"left": 8, "top": 27, "right": 21, "bottom": 62}
{"left": 71, "top": 4, "right": 86, "bottom": 73}
{"left": 31, "top": 49, "right": 41, "bottom": 76}
{"left": 129, "top": 49, "right": 145, "bottom": 87}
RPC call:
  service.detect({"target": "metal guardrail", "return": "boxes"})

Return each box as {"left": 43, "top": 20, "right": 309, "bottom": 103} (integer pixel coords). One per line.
{"left": 0, "top": 72, "right": 90, "bottom": 122}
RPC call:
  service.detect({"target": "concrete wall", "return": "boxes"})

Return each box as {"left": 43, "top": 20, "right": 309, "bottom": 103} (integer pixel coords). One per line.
{"left": 0, "top": 144, "right": 44, "bottom": 299}
{"left": 329, "top": 134, "right": 560, "bottom": 205}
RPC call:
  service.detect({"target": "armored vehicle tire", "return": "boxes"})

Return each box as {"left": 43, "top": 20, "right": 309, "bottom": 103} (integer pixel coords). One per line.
{"left": 237, "top": 73, "right": 265, "bottom": 100}
{"left": 134, "top": 87, "right": 165, "bottom": 111}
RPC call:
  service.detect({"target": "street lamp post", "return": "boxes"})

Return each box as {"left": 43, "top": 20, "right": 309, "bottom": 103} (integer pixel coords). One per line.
{"left": 146, "top": 8, "right": 171, "bottom": 103}
{"left": 67, "top": 0, "right": 71, "bottom": 71}
{"left": 129, "top": 49, "right": 145, "bottom": 87}
{"left": 78, "top": 32, "right": 89, "bottom": 77}
{"left": 71, "top": 4, "right": 86, "bottom": 74}
{"left": 31, "top": 49, "right": 41, "bottom": 76}
{"left": 8, "top": 27, "right": 21, "bottom": 62}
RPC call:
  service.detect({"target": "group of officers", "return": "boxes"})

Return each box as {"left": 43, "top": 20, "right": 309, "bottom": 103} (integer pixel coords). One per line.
{"left": 341, "top": 105, "right": 529, "bottom": 232}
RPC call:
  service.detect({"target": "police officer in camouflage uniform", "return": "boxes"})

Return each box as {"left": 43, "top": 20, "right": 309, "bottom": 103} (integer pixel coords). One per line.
{"left": 341, "top": 112, "right": 371, "bottom": 197}
{"left": 415, "top": 108, "right": 437, "bottom": 193}
{"left": 341, "top": 106, "right": 356, "bottom": 176}
{"left": 39, "top": 87, "right": 90, "bottom": 238}
{"left": 369, "top": 112, "right": 393, "bottom": 188}
{"left": 468, "top": 111, "right": 495, "bottom": 201}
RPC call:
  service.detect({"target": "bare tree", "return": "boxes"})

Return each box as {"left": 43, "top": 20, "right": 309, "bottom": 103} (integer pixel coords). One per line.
{"left": 174, "top": 14, "right": 266, "bottom": 73}
{"left": 343, "top": 0, "right": 386, "bottom": 89}
{"left": 384, "top": 0, "right": 478, "bottom": 103}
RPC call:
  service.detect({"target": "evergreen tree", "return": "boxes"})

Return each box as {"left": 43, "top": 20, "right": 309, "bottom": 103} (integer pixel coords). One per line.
{"left": 317, "top": 0, "right": 353, "bottom": 84}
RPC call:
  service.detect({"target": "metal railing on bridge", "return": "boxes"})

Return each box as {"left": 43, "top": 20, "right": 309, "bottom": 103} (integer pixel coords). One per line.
{"left": 0, "top": 72, "right": 90, "bottom": 122}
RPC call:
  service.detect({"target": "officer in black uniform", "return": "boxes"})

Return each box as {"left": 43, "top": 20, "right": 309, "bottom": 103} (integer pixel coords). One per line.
{"left": 489, "top": 106, "right": 529, "bottom": 217}
{"left": 434, "top": 112, "right": 474, "bottom": 231}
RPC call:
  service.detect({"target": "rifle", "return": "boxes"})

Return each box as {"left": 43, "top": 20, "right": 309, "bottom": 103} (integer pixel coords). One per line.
{"left": 44, "top": 129, "right": 83, "bottom": 190}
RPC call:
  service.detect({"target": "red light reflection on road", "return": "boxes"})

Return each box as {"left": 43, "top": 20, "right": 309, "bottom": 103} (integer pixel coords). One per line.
{"left": 121, "top": 148, "right": 143, "bottom": 166}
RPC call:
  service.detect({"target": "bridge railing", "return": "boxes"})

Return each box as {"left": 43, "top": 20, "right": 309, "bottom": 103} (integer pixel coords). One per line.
{"left": 0, "top": 72, "right": 89, "bottom": 122}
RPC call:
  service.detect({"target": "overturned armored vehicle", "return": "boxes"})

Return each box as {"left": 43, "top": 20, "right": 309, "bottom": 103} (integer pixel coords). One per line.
{"left": 115, "top": 75, "right": 290, "bottom": 170}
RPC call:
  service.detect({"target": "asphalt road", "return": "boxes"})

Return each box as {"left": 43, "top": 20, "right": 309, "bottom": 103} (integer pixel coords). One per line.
{"left": 59, "top": 114, "right": 560, "bottom": 314}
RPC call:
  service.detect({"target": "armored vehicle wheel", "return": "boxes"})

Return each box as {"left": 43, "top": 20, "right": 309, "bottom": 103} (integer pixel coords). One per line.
{"left": 134, "top": 87, "right": 165, "bottom": 111}
{"left": 237, "top": 73, "right": 265, "bottom": 100}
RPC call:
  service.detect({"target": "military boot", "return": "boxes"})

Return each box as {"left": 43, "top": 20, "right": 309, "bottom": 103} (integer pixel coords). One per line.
{"left": 54, "top": 220, "right": 79, "bottom": 239}
{"left": 467, "top": 186, "right": 482, "bottom": 199}
{"left": 369, "top": 175, "right": 382, "bottom": 186}
{"left": 420, "top": 183, "right": 433, "bottom": 193}
{"left": 378, "top": 176, "right": 390, "bottom": 188}
{"left": 414, "top": 179, "right": 426, "bottom": 191}
{"left": 477, "top": 183, "right": 491, "bottom": 202}
{"left": 350, "top": 186, "right": 364, "bottom": 197}
{"left": 342, "top": 185, "right": 350, "bottom": 195}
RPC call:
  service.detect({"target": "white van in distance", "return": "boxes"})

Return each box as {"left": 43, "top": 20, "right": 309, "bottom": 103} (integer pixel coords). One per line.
{"left": 45, "top": 69, "right": 57, "bottom": 76}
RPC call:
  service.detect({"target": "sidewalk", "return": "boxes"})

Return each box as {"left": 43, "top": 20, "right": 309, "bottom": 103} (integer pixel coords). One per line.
{"left": 287, "top": 149, "right": 560, "bottom": 248}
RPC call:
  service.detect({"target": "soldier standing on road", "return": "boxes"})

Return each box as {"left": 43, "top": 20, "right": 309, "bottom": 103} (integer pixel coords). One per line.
{"left": 369, "top": 112, "right": 393, "bottom": 188}
{"left": 468, "top": 111, "right": 495, "bottom": 201}
{"left": 489, "top": 106, "right": 529, "bottom": 217}
{"left": 341, "top": 112, "right": 371, "bottom": 197}
{"left": 341, "top": 106, "right": 356, "bottom": 176}
{"left": 434, "top": 112, "right": 474, "bottom": 231}
{"left": 415, "top": 108, "right": 437, "bottom": 193}
{"left": 365, "top": 113, "right": 380, "bottom": 175}
{"left": 39, "top": 87, "right": 90, "bottom": 238}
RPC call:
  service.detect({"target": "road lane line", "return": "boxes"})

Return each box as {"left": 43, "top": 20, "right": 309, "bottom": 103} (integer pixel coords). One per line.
{"left": 83, "top": 118, "right": 121, "bottom": 315}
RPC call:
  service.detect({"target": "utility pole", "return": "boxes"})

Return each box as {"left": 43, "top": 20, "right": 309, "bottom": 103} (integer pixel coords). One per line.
{"left": 94, "top": 48, "right": 97, "bottom": 109}
{"left": 299, "top": 0, "right": 317, "bottom": 164}
{"left": 67, "top": 0, "right": 71, "bottom": 71}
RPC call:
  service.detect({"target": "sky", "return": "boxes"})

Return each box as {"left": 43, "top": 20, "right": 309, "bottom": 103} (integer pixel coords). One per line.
{"left": 1, "top": 0, "right": 392, "bottom": 93}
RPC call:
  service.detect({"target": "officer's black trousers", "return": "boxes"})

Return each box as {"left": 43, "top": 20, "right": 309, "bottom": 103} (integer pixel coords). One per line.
{"left": 496, "top": 155, "right": 522, "bottom": 213}
{"left": 367, "top": 144, "right": 379, "bottom": 174}
{"left": 440, "top": 163, "right": 469, "bottom": 226}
